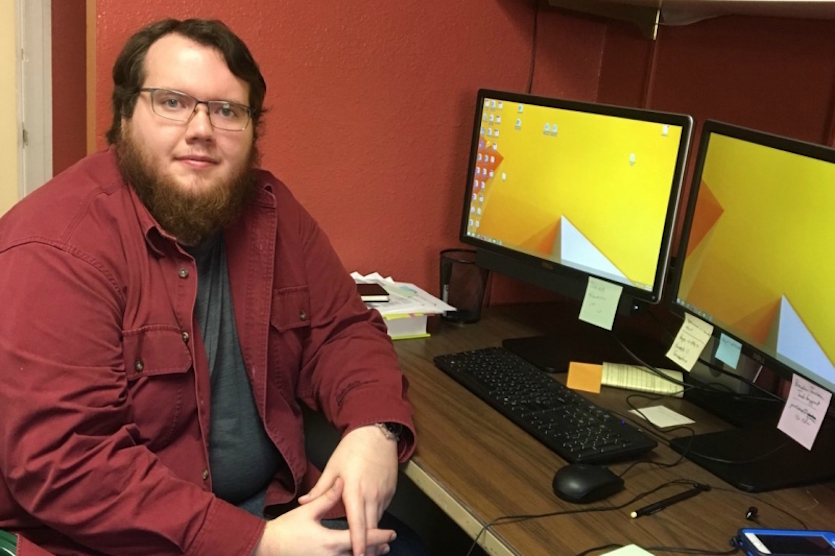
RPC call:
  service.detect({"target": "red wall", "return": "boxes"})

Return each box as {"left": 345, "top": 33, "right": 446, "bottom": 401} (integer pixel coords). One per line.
{"left": 89, "top": 2, "right": 835, "bottom": 304}
{"left": 52, "top": 0, "right": 87, "bottom": 175}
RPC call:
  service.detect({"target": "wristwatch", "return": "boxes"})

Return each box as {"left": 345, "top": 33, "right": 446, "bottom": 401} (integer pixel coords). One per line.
{"left": 375, "top": 422, "right": 403, "bottom": 442}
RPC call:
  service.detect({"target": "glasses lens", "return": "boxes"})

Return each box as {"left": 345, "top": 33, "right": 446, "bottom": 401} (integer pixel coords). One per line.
{"left": 207, "top": 101, "right": 251, "bottom": 131}
{"left": 150, "top": 90, "right": 196, "bottom": 122}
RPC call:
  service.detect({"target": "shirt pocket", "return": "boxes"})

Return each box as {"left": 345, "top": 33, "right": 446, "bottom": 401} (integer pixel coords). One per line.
{"left": 269, "top": 286, "right": 311, "bottom": 395}
{"left": 122, "top": 325, "right": 194, "bottom": 449}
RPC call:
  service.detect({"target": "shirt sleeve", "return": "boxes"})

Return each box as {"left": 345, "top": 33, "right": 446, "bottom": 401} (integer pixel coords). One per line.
{"left": 289, "top": 203, "right": 417, "bottom": 461}
{"left": 0, "top": 242, "right": 265, "bottom": 556}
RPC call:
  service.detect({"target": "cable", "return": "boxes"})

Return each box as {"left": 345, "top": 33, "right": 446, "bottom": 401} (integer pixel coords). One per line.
{"left": 610, "top": 328, "right": 783, "bottom": 404}
{"left": 644, "top": 310, "right": 784, "bottom": 403}
{"left": 463, "top": 480, "right": 704, "bottom": 556}
{"left": 526, "top": 0, "right": 539, "bottom": 94}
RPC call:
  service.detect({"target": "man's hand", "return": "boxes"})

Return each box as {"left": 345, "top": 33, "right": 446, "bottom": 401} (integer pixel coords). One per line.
{"left": 252, "top": 478, "right": 395, "bottom": 556}
{"left": 298, "top": 425, "right": 399, "bottom": 556}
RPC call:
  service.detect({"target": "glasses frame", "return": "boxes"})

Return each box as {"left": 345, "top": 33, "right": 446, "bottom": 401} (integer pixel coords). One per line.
{"left": 139, "top": 87, "right": 253, "bottom": 132}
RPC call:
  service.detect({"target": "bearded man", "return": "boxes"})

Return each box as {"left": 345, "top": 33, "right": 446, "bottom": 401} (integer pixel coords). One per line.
{"left": 0, "top": 18, "right": 425, "bottom": 556}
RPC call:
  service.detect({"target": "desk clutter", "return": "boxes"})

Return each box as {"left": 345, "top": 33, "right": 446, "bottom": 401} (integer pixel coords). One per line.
{"left": 352, "top": 272, "right": 455, "bottom": 340}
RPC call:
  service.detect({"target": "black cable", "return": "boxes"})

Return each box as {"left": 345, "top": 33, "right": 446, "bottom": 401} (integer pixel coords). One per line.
{"left": 643, "top": 310, "right": 783, "bottom": 403}
{"left": 710, "top": 484, "right": 809, "bottom": 530}
{"left": 610, "top": 329, "right": 780, "bottom": 404}
{"left": 462, "top": 479, "right": 703, "bottom": 556}
{"left": 574, "top": 544, "right": 622, "bottom": 556}
{"left": 526, "top": 0, "right": 539, "bottom": 94}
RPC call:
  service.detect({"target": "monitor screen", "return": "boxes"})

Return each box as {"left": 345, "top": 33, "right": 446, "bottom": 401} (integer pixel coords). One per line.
{"left": 673, "top": 120, "right": 835, "bottom": 395}
{"left": 460, "top": 89, "right": 693, "bottom": 307}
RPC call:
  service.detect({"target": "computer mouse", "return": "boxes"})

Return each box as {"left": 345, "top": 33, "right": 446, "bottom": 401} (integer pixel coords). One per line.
{"left": 552, "top": 463, "right": 624, "bottom": 504}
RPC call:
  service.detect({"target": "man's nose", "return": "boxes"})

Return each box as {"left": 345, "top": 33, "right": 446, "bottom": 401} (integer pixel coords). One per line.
{"left": 186, "top": 104, "right": 215, "bottom": 139}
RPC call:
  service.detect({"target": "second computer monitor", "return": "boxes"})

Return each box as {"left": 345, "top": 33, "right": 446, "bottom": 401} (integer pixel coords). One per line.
{"left": 460, "top": 89, "right": 693, "bottom": 308}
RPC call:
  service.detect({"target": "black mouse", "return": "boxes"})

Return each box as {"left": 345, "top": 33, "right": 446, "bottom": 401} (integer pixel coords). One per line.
{"left": 552, "top": 463, "right": 624, "bottom": 503}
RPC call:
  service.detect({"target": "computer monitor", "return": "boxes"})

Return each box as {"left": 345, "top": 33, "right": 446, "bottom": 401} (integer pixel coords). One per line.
{"left": 459, "top": 89, "right": 693, "bottom": 371}
{"left": 668, "top": 119, "right": 835, "bottom": 492}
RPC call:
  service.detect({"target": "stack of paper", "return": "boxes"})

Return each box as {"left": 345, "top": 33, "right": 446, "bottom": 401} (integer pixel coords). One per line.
{"left": 352, "top": 272, "right": 456, "bottom": 340}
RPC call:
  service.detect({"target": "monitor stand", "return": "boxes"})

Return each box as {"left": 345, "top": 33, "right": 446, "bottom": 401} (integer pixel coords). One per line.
{"left": 669, "top": 420, "right": 835, "bottom": 492}
{"left": 502, "top": 321, "right": 671, "bottom": 374}
{"left": 680, "top": 374, "right": 783, "bottom": 428}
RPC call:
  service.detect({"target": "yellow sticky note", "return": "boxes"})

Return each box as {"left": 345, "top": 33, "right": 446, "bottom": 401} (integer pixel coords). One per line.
{"left": 578, "top": 277, "right": 622, "bottom": 331}
{"left": 666, "top": 313, "right": 713, "bottom": 371}
{"left": 567, "top": 362, "right": 603, "bottom": 394}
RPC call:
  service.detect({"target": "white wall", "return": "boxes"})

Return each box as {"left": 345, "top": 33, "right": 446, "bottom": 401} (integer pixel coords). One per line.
{"left": 0, "top": 1, "right": 19, "bottom": 216}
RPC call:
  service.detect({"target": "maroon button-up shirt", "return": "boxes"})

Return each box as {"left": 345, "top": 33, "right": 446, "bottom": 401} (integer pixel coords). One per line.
{"left": 0, "top": 150, "right": 415, "bottom": 555}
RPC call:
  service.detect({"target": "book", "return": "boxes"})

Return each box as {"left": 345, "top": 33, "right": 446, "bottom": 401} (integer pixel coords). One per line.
{"left": 351, "top": 271, "right": 456, "bottom": 340}
{"left": 356, "top": 282, "right": 389, "bottom": 302}
{"left": 601, "top": 362, "right": 684, "bottom": 397}
{"left": 382, "top": 313, "right": 431, "bottom": 340}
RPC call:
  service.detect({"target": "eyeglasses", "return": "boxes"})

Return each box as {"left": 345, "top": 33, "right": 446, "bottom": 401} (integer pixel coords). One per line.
{"left": 139, "top": 88, "right": 253, "bottom": 131}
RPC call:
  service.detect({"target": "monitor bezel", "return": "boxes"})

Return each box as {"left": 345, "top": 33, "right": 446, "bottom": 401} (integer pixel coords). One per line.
{"left": 459, "top": 88, "right": 694, "bottom": 306}
{"left": 670, "top": 119, "right": 835, "bottom": 391}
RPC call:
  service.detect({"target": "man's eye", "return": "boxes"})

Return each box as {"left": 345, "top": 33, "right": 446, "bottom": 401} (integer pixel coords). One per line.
{"left": 214, "top": 103, "right": 240, "bottom": 119}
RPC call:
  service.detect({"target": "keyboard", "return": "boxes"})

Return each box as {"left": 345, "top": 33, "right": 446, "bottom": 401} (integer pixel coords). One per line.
{"left": 433, "top": 346, "right": 657, "bottom": 464}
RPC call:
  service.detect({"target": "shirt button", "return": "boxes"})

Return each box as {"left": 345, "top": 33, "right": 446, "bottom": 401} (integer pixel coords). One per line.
{"left": 202, "top": 469, "right": 209, "bottom": 481}
{"left": 134, "top": 359, "right": 144, "bottom": 372}
{"left": 182, "top": 332, "right": 190, "bottom": 343}
{"left": 178, "top": 268, "right": 189, "bottom": 279}
{"left": 298, "top": 309, "right": 307, "bottom": 321}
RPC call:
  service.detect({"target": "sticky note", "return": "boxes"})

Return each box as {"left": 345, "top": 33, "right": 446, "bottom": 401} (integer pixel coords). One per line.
{"left": 567, "top": 362, "right": 603, "bottom": 393}
{"left": 666, "top": 313, "right": 713, "bottom": 371}
{"left": 778, "top": 374, "right": 832, "bottom": 450}
{"left": 601, "top": 545, "right": 656, "bottom": 555}
{"left": 629, "top": 405, "right": 695, "bottom": 428}
{"left": 715, "top": 333, "right": 742, "bottom": 369}
{"left": 578, "top": 277, "right": 622, "bottom": 331}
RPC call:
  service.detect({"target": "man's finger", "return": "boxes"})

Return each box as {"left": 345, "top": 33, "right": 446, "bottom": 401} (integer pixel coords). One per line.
{"left": 364, "top": 503, "right": 380, "bottom": 556}
{"left": 302, "top": 477, "right": 343, "bottom": 517}
{"left": 298, "top": 475, "right": 336, "bottom": 506}
{"left": 344, "top": 492, "right": 368, "bottom": 556}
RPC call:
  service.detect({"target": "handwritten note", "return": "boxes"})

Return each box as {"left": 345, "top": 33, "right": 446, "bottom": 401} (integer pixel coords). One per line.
{"left": 715, "top": 333, "right": 742, "bottom": 369}
{"left": 579, "top": 277, "right": 622, "bottom": 331}
{"left": 567, "top": 362, "right": 603, "bottom": 394}
{"left": 777, "top": 374, "right": 832, "bottom": 450}
{"left": 666, "top": 313, "right": 713, "bottom": 371}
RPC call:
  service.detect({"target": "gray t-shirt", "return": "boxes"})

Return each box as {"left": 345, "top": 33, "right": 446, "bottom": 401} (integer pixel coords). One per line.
{"left": 185, "top": 234, "right": 284, "bottom": 517}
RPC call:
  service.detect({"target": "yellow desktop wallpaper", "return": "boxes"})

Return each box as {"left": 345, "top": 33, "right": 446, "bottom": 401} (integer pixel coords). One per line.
{"left": 469, "top": 100, "right": 683, "bottom": 288}
{"left": 679, "top": 134, "right": 835, "bottom": 368}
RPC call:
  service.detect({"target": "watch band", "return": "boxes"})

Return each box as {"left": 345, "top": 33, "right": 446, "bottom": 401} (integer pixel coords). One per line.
{"left": 375, "top": 422, "right": 403, "bottom": 442}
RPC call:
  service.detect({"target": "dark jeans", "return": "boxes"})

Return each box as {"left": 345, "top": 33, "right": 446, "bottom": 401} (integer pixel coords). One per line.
{"left": 322, "top": 514, "right": 429, "bottom": 556}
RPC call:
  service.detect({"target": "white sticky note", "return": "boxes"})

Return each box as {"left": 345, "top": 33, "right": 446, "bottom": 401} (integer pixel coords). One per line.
{"left": 715, "top": 333, "right": 742, "bottom": 369}
{"left": 578, "top": 277, "right": 622, "bottom": 331}
{"left": 778, "top": 374, "right": 832, "bottom": 450}
{"left": 629, "top": 405, "right": 695, "bottom": 428}
{"left": 601, "top": 545, "right": 656, "bottom": 556}
{"left": 666, "top": 313, "right": 713, "bottom": 371}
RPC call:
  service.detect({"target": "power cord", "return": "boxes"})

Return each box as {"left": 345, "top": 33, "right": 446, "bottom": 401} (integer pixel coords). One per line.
{"left": 462, "top": 479, "right": 709, "bottom": 556}
{"left": 526, "top": 0, "right": 540, "bottom": 94}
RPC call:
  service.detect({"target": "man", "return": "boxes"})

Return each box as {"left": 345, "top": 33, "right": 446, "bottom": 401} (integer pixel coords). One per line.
{"left": 0, "top": 18, "right": 423, "bottom": 556}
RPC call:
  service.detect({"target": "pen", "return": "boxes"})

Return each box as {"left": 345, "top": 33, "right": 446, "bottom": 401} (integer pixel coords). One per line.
{"left": 630, "top": 484, "right": 709, "bottom": 518}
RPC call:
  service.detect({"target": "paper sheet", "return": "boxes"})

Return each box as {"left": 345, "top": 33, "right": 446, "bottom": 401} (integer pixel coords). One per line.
{"left": 601, "top": 545, "right": 656, "bottom": 555}
{"left": 629, "top": 405, "right": 695, "bottom": 428}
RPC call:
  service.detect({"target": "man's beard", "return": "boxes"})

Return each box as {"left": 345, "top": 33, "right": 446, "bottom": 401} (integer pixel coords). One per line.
{"left": 115, "top": 130, "right": 260, "bottom": 246}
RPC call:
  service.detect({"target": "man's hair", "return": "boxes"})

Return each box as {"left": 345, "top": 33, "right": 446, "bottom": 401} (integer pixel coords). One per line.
{"left": 106, "top": 18, "right": 267, "bottom": 144}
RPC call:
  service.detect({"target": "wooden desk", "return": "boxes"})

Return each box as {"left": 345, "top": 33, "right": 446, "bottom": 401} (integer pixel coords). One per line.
{"left": 395, "top": 303, "right": 835, "bottom": 556}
